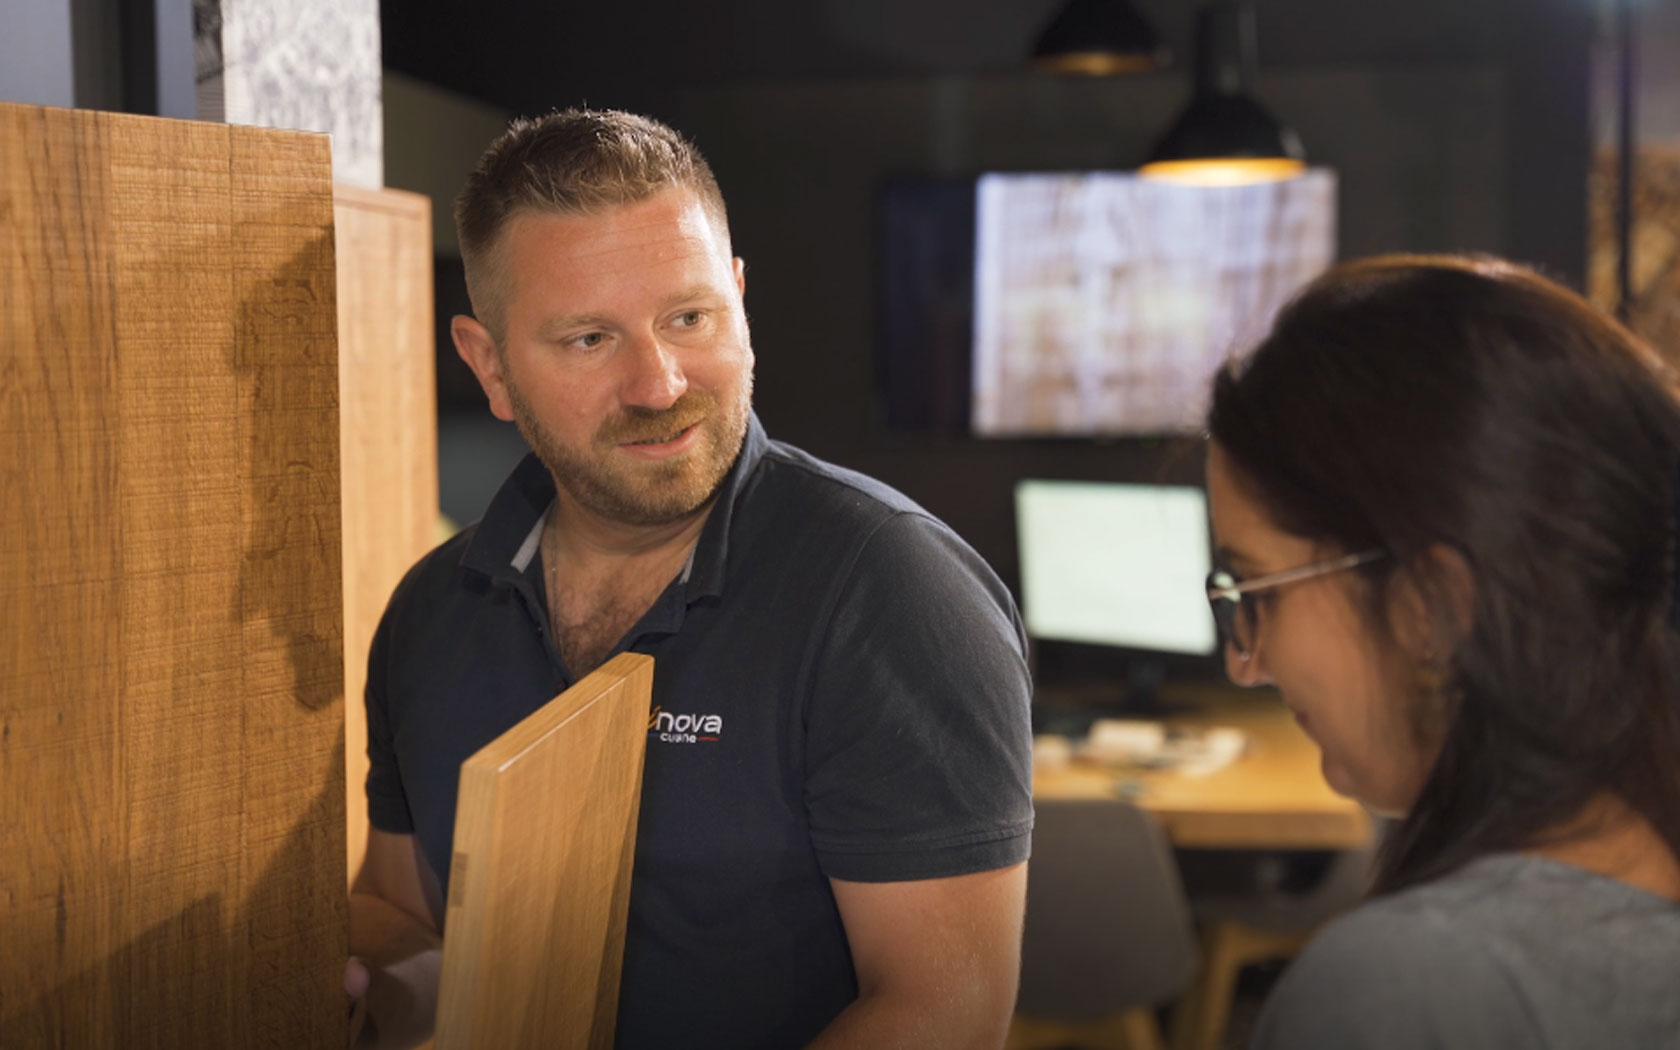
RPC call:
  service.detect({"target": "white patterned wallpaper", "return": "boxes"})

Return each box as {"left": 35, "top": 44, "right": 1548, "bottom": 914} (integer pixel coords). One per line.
{"left": 195, "top": 0, "right": 382, "bottom": 188}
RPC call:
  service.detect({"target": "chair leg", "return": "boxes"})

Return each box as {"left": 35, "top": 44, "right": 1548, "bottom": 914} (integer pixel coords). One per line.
{"left": 1171, "top": 922, "right": 1245, "bottom": 1050}
{"left": 1116, "top": 1006, "right": 1167, "bottom": 1050}
{"left": 1171, "top": 922, "right": 1318, "bottom": 1050}
{"left": 1008, "top": 1007, "right": 1168, "bottom": 1050}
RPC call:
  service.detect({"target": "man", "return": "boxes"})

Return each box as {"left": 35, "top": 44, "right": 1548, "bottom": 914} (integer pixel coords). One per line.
{"left": 346, "top": 108, "right": 1033, "bottom": 1050}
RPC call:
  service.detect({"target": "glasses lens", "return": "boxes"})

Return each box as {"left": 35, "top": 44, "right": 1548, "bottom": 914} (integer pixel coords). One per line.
{"left": 1224, "top": 600, "right": 1251, "bottom": 657}
{"left": 1206, "top": 571, "right": 1248, "bottom": 657}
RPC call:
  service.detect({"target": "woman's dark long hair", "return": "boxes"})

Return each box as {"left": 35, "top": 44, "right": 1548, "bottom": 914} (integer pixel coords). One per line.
{"left": 1208, "top": 253, "right": 1680, "bottom": 895}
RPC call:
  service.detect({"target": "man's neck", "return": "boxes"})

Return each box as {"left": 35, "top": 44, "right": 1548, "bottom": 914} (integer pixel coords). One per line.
{"left": 540, "top": 489, "right": 715, "bottom": 677}
{"left": 543, "top": 487, "right": 714, "bottom": 579}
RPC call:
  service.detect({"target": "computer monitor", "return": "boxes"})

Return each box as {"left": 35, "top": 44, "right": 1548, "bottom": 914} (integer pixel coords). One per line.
{"left": 1015, "top": 479, "right": 1218, "bottom": 722}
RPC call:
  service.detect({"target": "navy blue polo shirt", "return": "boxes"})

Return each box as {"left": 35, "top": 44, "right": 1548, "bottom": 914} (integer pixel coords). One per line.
{"left": 364, "top": 413, "right": 1033, "bottom": 1049}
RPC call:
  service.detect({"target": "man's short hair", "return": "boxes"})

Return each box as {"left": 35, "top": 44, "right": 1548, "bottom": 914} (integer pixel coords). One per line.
{"left": 454, "top": 108, "right": 729, "bottom": 338}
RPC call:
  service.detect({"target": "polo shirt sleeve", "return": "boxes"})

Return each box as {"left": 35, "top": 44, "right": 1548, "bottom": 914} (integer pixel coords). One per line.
{"left": 363, "top": 596, "right": 416, "bottom": 835}
{"left": 801, "top": 511, "right": 1035, "bottom": 883}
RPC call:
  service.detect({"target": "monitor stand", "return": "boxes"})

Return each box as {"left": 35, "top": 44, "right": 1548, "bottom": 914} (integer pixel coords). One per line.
{"left": 1120, "top": 657, "right": 1171, "bottom": 716}
{"left": 1030, "top": 657, "right": 1197, "bottom": 738}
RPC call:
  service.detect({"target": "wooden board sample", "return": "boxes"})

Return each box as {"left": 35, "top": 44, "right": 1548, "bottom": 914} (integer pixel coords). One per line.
{"left": 435, "top": 653, "right": 654, "bottom": 1050}
{"left": 0, "top": 102, "right": 346, "bottom": 1048}
{"left": 333, "top": 182, "right": 439, "bottom": 888}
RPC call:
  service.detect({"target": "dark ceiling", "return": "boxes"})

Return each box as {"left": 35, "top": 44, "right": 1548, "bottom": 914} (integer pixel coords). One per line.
{"left": 383, "top": 0, "right": 1521, "bottom": 117}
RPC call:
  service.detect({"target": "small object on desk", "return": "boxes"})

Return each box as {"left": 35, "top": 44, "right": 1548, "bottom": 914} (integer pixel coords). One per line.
{"left": 1113, "top": 776, "right": 1148, "bottom": 800}
{"left": 1032, "top": 733, "right": 1074, "bottom": 771}
{"left": 1079, "top": 718, "right": 1248, "bottom": 778}
{"left": 1083, "top": 719, "right": 1165, "bottom": 762}
{"left": 1174, "top": 727, "right": 1247, "bottom": 778}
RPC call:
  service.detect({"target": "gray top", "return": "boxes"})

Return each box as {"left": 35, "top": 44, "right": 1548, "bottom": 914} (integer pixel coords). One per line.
{"left": 1249, "top": 853, "right": 1680, "bottom": 1050}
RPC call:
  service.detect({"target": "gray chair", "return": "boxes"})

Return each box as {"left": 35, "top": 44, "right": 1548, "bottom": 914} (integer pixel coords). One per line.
{"left": 1009, "top": 799, "right": 1201, "bottom": 1050}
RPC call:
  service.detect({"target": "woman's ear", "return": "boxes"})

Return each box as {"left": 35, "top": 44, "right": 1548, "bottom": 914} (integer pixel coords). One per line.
{"left": 1387, "top": 543, "right": 1477, "bottom": 660}
{"left": 1423, "top": 543, "right": 1477, "bottom": 643}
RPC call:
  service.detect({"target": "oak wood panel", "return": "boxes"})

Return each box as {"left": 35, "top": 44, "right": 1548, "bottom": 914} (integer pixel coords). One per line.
{"left": 0, "top": 102, "right": 346, "bottom": 1048}
{"left": 1033, "top": 685, "right": 1372, "bottom": 851}
{"left": 435, "top": 653, "right": 654, "bottom": 1050}
{"left": 333, "top": 182, "right": 438, "bottom": 889}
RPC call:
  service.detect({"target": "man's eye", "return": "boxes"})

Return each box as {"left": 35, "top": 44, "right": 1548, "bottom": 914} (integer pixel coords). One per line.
{"left": 672, "top": 311, "right": 704, "bottom": 328}
{"left": 571, "top": 332, "right": 606, "bottom": 349}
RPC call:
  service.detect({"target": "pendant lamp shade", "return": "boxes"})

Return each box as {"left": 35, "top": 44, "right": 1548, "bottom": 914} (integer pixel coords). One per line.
{"left": 1031, "top": 0, "right": 1167, "bottom": 75}
{"left": 1140, "top": 1, "right": 1304, "bottom": 184}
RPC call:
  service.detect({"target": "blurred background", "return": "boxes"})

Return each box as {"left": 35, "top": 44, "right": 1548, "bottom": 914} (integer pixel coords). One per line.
{"left": 9, "top": 0, "right": 1679, "bottom": 695}
{"left": 8, "top": 3, "right": 1680, "bottom": 1044}
{"left": 7, "top": 0, "right": 1680, "bottom": 693}
{"left": 372, "top": 0, "right": 1680, "bottom": 567}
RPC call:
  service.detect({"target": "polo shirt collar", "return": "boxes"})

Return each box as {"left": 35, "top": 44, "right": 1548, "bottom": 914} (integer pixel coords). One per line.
{"left": 458, "top": 449, "right": 554, "bottom": 586}
{"left": 457, "top": 411, "right": 770, "bottom": 602}
{"left": 684, "top": 411, "right": 768, "bottom": 601}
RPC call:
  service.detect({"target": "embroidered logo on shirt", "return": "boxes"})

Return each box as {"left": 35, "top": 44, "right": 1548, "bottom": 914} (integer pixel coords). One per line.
{"left": 647, "top": 705, "right": 723, "bottom": 744}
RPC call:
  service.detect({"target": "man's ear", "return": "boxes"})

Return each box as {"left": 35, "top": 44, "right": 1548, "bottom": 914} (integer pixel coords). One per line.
{"left": 733, "top": 256, "right": 746, "bottom": 297}
{"left": 451, "top": 314, "right": 515, "bottom": 422}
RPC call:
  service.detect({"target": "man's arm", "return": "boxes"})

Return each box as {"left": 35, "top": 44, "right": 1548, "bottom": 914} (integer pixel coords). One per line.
{"left": 346, "top": 828, "right": 445, "bottom": 1050}
{"left": 805, "top": 863, "right": 1028, "bottom": 1050}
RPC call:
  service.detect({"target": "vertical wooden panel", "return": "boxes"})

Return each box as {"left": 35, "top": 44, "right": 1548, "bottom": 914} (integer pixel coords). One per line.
{"left": 1, "top": 99, "right": 127, "bottom": 1050}
{"left": 332, "top": 183, "right": 438, "bottom": 889}
{"left": 111, "top": 110, "right": 250, "bottom": 1050}
{"left": 0, "top": 102, "right": 346, "bottom": 1048}
{"left": 435, "top": 653, "right": 653, "bottom": 1050}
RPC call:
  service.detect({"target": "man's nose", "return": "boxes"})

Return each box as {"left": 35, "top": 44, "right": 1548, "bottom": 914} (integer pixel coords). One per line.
{"left": 621, "top": 332, "right": 687, "bottom": 410}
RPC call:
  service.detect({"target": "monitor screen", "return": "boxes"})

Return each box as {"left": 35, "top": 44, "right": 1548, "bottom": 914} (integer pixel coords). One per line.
{"left": 877, "top": 169, "right": 1336, "bottom": 437}
{"left": 1015, "top": 479, "right": 1217, "bottom": 656}
{"left": 975, "top": 170, "right": 1335, "bottom": 437}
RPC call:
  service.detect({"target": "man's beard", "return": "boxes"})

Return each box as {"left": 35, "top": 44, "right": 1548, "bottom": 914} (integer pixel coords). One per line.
{"left": 507, "top": 379, "right": 751, "bottom": 528}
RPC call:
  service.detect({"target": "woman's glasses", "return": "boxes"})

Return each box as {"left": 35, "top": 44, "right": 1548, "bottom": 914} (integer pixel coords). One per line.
{"left": 1205, "top": 549, "right": 1386, "bottom": 659}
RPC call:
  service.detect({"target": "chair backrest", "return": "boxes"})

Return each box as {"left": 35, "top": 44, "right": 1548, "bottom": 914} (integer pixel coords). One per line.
{"left": 1186, "top": 832, "right": 1382, "bottom": 933}
{"left": 1017, "top": 798, "right": 1200, "bottom": 1021}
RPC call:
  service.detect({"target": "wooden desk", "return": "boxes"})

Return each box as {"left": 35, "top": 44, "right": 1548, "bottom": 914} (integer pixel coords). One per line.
{"left": 1033, "top": 684, "right": 1373, "bottom": 851}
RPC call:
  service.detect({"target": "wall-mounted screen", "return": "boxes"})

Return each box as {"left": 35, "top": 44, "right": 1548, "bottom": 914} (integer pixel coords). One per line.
{"left": 878, "top": 170, "right": 1337, "bottom": 438}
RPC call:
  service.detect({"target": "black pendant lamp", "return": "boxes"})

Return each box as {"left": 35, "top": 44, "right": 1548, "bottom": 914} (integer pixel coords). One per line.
{"left": 1030, "top": 0, "right": 1168, "bottom": 76}
{"left": 1140, "top": 0, "right": 1304, "bottom": 184}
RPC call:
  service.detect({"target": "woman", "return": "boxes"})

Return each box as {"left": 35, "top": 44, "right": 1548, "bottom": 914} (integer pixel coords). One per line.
{"left": 1203, "top": 254, "right": 1680, "bottom": 1047}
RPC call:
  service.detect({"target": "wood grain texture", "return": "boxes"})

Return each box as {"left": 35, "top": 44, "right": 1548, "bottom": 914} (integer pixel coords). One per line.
{"left": 333, "top": 183, "right": 438, "bottom": 889}
{"left": 1, "top": 102, "right": 346, "bottom": 1048}
{"left": 1033, "top": 685, "right": 1372, "bottom": 851}
{"left": 435, "top": 653, "right": 653, "bottom": 1050}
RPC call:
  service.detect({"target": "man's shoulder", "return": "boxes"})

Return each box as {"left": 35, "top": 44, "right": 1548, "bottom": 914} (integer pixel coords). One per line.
{"left": 381, "top": 522, "right": 486, "bottom": 624}
{"left": 750, "top": 438, "right": 936, "bottom": 526}
{"left": 736, "top": 438, "right": 994, "bottom": 584}
{"left": 738, "top": 437, "right": 1014, "bottom": 620}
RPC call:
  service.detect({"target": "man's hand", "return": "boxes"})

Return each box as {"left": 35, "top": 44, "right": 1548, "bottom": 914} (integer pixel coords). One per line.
{"left": 805, "top": 863, "right": 1028, "bottom": 1050}
{"left": 346, "top": 957, "right": 372, "bottom": 1046}
{"left": 344, "top": 902, "right": 441, "bottom": 1050}
{"left": 347, "top": 830, "right": 446, "bottom": 1050}
{"left": 345, "top": 956, "right": 373, "bottom": 1000}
